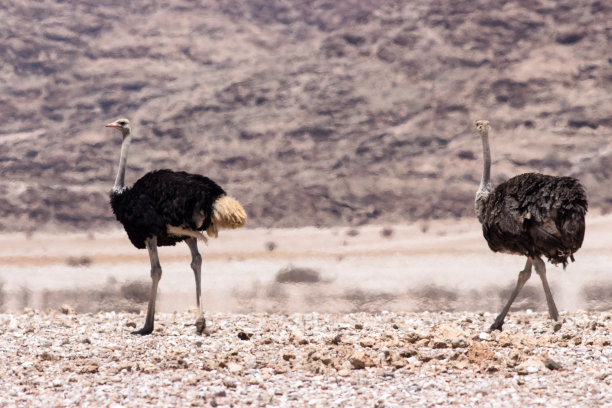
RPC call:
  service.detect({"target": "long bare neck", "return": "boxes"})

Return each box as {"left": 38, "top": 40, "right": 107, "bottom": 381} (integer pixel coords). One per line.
{"left": 475, "top": 128, "right": 492, "bottom": 222}
{"left": 479, "top": 128, "right": 491, "bottom": 193}
{"left": 113, "top": 131, "right": 132, "bottom": 194}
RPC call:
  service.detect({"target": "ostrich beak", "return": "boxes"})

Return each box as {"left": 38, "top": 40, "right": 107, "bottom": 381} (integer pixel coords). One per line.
{"left": 105, "top": 122, "right": 120, "bottom": 128}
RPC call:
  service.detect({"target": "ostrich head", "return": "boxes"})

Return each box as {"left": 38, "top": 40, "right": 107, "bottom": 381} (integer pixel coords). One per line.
{"left": 475, "top": 119, "right": 490, "bottom": 135}
{"left": 106, "top": 118, "right": 131, "bottom": 137}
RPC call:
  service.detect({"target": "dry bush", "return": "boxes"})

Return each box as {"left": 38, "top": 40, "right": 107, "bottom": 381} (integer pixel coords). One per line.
{"left": 380, "top": 227, "right": 394, "bottom": 238}
{"left": 120, "top": 280, "right": 149, "bottom": 303}
{"left": 66, "top": 256, "right": 92, "bottom": 267}
{"left": 580, "top": 282, "right": 612, "bottom": 311}
{"left": 275, "top": 265, "right": 321, "bottom": 284}
{"left": 342, "top": 289, "right": 394, "bottom": 312}
{"left": 346, "top": 229, "right": 360, "bottom": 237}
{"left": 0, "top": 281, "right": 5, "bottom": 312}
{"left": 409, "top": 284, "right": 459, "bottom": 312}
{"left": 39, "top": 280, "right": 150, "bottom": 313}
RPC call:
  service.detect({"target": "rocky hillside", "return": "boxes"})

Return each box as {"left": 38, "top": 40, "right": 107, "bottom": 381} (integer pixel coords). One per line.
{"left": 1, "top": 0, "right": 611, "bottom": 231}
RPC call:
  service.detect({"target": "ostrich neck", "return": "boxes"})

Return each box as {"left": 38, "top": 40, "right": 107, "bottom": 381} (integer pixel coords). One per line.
{"left": 478, "top": 129, "right": 492, "bottom": 195}
{"left": 475, "top": 129, "right": 492, "bottom": 222}
{"left": 113, "top": 133, "right": 131, "bottom": 194}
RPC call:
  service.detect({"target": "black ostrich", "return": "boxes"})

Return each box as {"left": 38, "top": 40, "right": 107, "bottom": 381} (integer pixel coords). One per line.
{"left": 106, "top": 118, "right": 247, "bottom": 335}
{"left": 474, "top": 120, "right": 587, "bottom": 331}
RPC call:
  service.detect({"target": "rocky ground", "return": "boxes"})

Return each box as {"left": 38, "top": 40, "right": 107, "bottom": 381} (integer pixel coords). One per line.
{"left": 0, "top": 310, "right": 610, "bottom": 407}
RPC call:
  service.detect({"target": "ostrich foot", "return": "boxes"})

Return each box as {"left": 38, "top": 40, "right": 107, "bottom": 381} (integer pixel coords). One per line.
{"left": 195, "top": 316, "right": 206, "bottom": 335}
{"left": 131, "top": 326, "right": 154, "bottom": 336}
{"left": 490, "top": 316, "right": 505, "bottom": 332}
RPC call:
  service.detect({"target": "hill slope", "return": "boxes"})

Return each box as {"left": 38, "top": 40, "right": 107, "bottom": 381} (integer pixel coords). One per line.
{"left": 1, "top": 0, "right": 611, "bottom": 231}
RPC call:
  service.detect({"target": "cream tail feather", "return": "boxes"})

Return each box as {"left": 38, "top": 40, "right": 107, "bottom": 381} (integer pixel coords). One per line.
{"left": 206, "top": 195, "right": 247, "bottom": 238}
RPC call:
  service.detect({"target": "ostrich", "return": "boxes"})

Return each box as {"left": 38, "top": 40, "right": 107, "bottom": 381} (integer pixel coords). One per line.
{"left": 474, "top": 120, "right": 587, "bottom": 331}
{"left": 106, "top": 118, "right": 246, "bottom": 335}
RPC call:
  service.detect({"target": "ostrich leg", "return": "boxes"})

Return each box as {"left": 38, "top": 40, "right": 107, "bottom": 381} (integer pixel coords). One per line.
{"left": 186, "top": 238, "right": 206, "bottom": 334}
{"left": 133, "top": 236, "right": 162, "bottom": 335}
{"left": 533, "top": 256, "right": 559, "bottom": 321}
{"left": 490, "top": 258, "right": 533, "bottom": 331}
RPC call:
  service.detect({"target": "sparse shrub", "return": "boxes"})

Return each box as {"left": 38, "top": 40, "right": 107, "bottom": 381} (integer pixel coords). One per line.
{"left": 346, "top": 228, "right": 360, "bottom": 237}
{"left": 342, "top": 289, "right": 394, "bottom": 312}
{"left": 497, "top": 284, "right": 542, "bottom": 311}
{"left": 0, "top": 281, "right": 5, "bottom": 311}
{"left": 120, "top": 280, "right": 149, "bottom": 303}
{"left": 580, "top": 282, "right": 612, "bottom": 311}
{"left": 19, "top": 286, "right": 32, "bottom": 310}
{"left": 420, "top": 222, "right": 430, "bottom": 234}
{"left": 407, "top": 284, "right": 459, "bottom": 312}
{"left": 275, "top": 265, "right": 320, "bottom": 284}
{"left": 380, "top": 227, "right": 394, "bottom": 238}
{"left": 66, "top": 256, "right": 92, "bottom": 267}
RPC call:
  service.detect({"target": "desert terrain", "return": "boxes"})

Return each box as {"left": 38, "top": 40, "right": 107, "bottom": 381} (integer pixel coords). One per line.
{"left": 1, "top": 215, "right": 611, "bottom": 316}
{"left": 0, "top": 310, "right": 610, "bottom": 407}
{"left": 0, "top": 217, "right": 611, "bottom": 406}
{"left": 1, "top": 0, "right": 612, "bottom": 406}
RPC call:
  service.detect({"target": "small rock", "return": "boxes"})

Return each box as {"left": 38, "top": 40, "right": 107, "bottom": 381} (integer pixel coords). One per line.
{"left": 289, "top": 330, "right": 308, "bottom": 345}
{"left": 404, "top": 332, "right": 422, "bottom": 344}
{"left": 543, "top": 358, "right": 562, "bottom": 370}
{"left": 202, "top": 360, "right": 216, "bottom": 371}
{"left": 60, "top": 304, "right": 75, "bottom": 315}
{"left": 238, "top": 331, "right": 252, "bottom": 341}
{"left": 399, "top": 347, "right": 417, "bottom": 358}
{"left": 329, "top": 333, "right": 342, "bottom": 345}
{"left": 79, "top": 364, "right": 99, "bottom": 374}
{"left": 223, "top": 378, "right": 237, "bottom": 388}
{"left": 227, "top": 362, "right": 243, "bottom": 374}
{"left": 349, "top": 351, "right": 375, "bottom": 369}
{"left": 431, "top": 339, "right": 450, "bottom": 349}
{"left": 282, "top": 353, "right": 296, "bottom": 361}
{"left": 39, "top": 352, "right": 56, "bottom": 361}
{"left": 359, "top": 338, "right": 375, "bottom": 348}
{"left": 274, "top": 365, "right": 288, "bottom": 374}
{"left": 517, "top": 358, "right": 545, "bottom": 375}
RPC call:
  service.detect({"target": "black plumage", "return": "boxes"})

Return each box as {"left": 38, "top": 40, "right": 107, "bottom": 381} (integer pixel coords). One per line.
{"left": 480, "top": 173, "right": 587, "bottom": 266}
{"left": 106, "top": 118, "right": 246, "bottom": 336}
{"left": 474, "top": 120, "right": 587, "bottom": 331}
{"left": 110, "top": 169, "right": 226, "bottom": 249}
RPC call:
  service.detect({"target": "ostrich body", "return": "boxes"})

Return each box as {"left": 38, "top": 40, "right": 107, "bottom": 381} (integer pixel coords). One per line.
{"left": 107, "top": 118, "right": 246, "bottom": 335}
{"left": 474, "top": 120, "right": 587, "bottom": 331}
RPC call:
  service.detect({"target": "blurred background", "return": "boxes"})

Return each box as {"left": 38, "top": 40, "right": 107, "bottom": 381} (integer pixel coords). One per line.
{"left": 0, "top": 0, "right": 611, "bottom": 315}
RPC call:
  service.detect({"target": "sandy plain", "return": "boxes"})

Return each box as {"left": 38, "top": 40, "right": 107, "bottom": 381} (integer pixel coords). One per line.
{"left": 0, "top": 217, "right": 611, "bottom": 407}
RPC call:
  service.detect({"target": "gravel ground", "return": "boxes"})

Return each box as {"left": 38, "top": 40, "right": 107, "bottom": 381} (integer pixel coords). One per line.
{"left": 0, "top": 310, "right": 610, "bottom": 407}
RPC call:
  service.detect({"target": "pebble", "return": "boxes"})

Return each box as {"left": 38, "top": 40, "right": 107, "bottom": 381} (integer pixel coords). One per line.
{"left": 0, "top": 311, "right": 609, "bottom": 407}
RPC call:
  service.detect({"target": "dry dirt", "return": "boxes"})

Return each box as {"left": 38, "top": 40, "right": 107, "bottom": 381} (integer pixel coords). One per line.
{"left": 1, "top": 215, "right": 612, "bottom": 315}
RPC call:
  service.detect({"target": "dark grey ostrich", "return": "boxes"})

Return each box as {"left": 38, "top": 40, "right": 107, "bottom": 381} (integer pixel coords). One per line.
{"left": 474, "top": 120, "right": 587, "bottom": 331}
{"left": 106, "top": 118, "right": 247, "bottom": 335}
